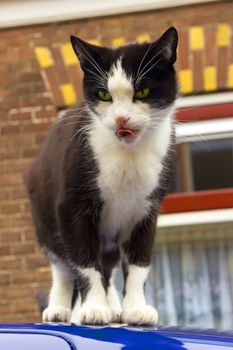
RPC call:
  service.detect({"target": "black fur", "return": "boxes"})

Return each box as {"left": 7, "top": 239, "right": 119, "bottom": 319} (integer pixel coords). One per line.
{"left": 27, "top": 27, "right": 178, "bottom": 322}
{"left": 70, "top": 26, "right": 178, "bottom": 112}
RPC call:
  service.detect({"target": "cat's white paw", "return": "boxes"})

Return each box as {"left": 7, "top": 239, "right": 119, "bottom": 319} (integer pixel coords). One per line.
{"left": 71, "top": 305, "right": 111, "bottom": 325}
{"left": 122, "top": 305, "right": 158, "bottom": 325}
{"left": 106, "top": 286, "right": 122, "bottom": 323}
{"left": 42, "top": 306, "right": 71, "bottom": 323}
{"left": 110, "top": 307, "right": 123, "bottom": 323}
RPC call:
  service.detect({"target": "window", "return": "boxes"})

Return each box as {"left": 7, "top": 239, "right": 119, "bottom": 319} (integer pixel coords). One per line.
{"left": 176, "top": 138, "right": 233, "bottom": 193}
{"left": 162, "top": 100, "right": 233, "bottom": 213}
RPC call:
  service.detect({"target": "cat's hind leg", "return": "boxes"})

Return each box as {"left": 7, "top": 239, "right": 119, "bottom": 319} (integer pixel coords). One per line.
{"left": 43, "top": 255, "right": 73, "bottom": 323}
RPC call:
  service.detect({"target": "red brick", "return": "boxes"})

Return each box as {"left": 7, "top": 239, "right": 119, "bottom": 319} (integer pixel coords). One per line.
{"left": 35, "top": 110, "right": 56, "bottom": 120}
{"left": 21, "top": 72, "right": 42, "bottom": 82}
{"left": 22, "top": 148, "right": 40, "bottom": 158}
{"left": 178, "top": 30, "right": 190, "bottom": 69}
{"left": 43, "top": 67, "right": 64, "bottom": 107}
{"left": 35, "top": 133, "right": 47, "bottom": 145}
{"left": 0, "top": 274, "right": 10, "bottom": 286}
{"left": 20, "top": 123, "right": 50, "bottom": 133}
{"left": 11, "top": 272, "right": 37, "bottom": 284}
{"left": 0, "top": 286, "right": 39, "bottom": 299}
{"left": 10, "top": 243, "right": 35, "bottom": 255}
{"left": 0, "top": 174, "right": 22, "bottom": 186}
{"left": 10, "top": 189, "right": 28, "bottom": 200}
{"left": 0, "top": 246, "right": 10, "bottom": 256}
{"left": 1, "top": 161, "right": 31, "bottom": 173}
{"left": 32, "top": 82, "right": 47, "bottom": 94}
{"left": 217, "top": 47, "right": 229, "bottom": 89}
{"left": 1, "top": 203, "right": 21, "bottom": 214}
{"left": 0, "top": 138, "right": 11, "bottom": 148}
{"left": 0, "top": 305, "right": 11, "bottom": 313}
{"left": 52, "top": 46, "right": 70, "bottom": 84}
{"left": 24, "top": 256, "right": 47, "bottom": 268}
{"left": 0, "top": 191, "right": 11, "bottom": 201}
{"left": 12, "top": 216, "right": 33, "bottom": 227}
{"left": 0, "top": 232, "right": 21, "bottom": 242}
{"left": 0, "top": 125, "right": 20, "bottom": 135}
{"left": 0, "top": 257, "right": 22, "bottom": 269}
{"left": 205, "top": 26, "right": 216, "bottom": 66}
{"left": 21, "top": 96, "right": 52, "bottom": 108}
{"left": 10, "top": 112, "right": 32, "bottom": 122}
{"left": 0, "top": 150, "right": 21, "bottom": 160}
{"left": 193, "top": 50, "right": 204, "bottom": 93}
{"left": 11, "top": 301, "right": 37, "bottom": 313}
{"left": 24, "top": 230, "right": 36, "bottom": 241}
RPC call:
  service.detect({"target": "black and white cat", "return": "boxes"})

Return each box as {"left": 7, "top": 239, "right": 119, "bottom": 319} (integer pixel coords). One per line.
{"left": 27, "top": 27, "right": 178, "bottom": 325}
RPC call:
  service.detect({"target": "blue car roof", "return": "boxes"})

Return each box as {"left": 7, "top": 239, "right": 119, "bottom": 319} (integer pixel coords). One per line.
{"left": 0, "top": 324, "right": 233, "bottom": 350}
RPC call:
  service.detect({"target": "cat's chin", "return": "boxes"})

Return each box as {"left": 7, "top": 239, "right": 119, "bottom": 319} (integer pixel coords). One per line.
{"left": 117, "top": 132, "right": 142, "bottom": 147}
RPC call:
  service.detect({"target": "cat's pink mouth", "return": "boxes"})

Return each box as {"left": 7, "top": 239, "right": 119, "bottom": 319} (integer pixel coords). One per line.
{"left": 116, "top": 128, "right": 138, "bottom": 138}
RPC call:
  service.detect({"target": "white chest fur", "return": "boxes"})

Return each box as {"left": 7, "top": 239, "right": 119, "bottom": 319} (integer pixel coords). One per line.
{"left": 89, "top": 116, "right": 172, "bottom": 244}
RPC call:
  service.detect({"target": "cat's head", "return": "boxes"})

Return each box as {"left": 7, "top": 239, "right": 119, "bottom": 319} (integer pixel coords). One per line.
{"left": 71, "top": 27, "right": 178, "bottom": 146}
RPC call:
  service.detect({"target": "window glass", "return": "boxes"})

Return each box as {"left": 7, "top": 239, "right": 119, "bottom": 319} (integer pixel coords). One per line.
{"left": 171, "top": 138, "right": 233, "bottom": 193}
{"left": 191, "top": 138, "right": 233, "bottom": 191}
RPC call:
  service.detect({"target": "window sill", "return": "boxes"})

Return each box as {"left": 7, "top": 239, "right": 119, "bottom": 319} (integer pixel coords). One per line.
{"left": 161, "top": 188, "right": 233, "bottom": 214}
{"left": 158, "top": 207, "right": 233, "bottom": 228}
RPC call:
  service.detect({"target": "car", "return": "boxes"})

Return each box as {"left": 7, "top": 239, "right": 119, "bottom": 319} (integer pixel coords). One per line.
{"left": 0, "top": 324, "right": 233, "bottom": 350}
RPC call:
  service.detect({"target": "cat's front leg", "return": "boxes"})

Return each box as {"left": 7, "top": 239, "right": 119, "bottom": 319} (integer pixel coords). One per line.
{"left": 58, "top": 201, "right": 111, "bottom": 325}
{"left": 122, "top": 265, "right": 158, "bottom": 325}
{"left": 122, "top": 215, "right": 158, "bottom": 326}
{"left": 102, "top": 250, "right": 122, "bottom": 323}
{"left": 71, "top": 268, "right": 111, "bottom": 325}
{"left": 43, "top": 256, "right": 73, "bottom": 323}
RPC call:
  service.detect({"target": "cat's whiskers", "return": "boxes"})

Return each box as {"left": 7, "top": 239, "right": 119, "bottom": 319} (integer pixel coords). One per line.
{"left": 70, "top": 123, "right": 92, "bottom": 143}
{"left": 85, "top": 78, "right": 107, "bottom": 90}
{"left": 85, "top": 69, "right": 107, "bottom": 88}
{"left": 136, "top": 57, "right": 164, "bottom": 86}
{"left": 135, "top": 43, "right": 153, "bottom": 82}
{"left": 137, "top": 117, "right": 209, "bottom": 150}
{"left": 52, "top": 110, "right": 87, "bottom": 128}
{"left": 51, "top": 116, "right": 78, "bottom": 129}
{"left": 135, "top": 46, "right": 167, "bottom": 86}
{"left": 69, "top": 105, "right": 87, "bottom": 112}
{"left": 61, "top": 120, "right": 91, "bottom": 128}
{"left": 177, "top": 135, "right": 210, "bottom": 151}
{"left": 78, "top": 41, "right": 107, "bottom": 81}
{"left": 174, "top": 120, "right": 210, "bottom": 150}
{"left": 123, "top": 113, "right": 166, "bottom": 131}
{"left": 137, "top": 46, "right": 166, "bottom": 77}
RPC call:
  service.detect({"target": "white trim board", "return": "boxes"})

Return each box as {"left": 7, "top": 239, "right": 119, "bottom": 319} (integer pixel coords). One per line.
{"left": 176, "top": 117, "right": 233, "bottom": 143}
{"left": 158, "top": 208, "right": 233, "bottom": 228}
{"left": 176, "top": 92, "right": 233, "bottom": 109}
{"left": 0, "top": 0, "right": 219, "bottom": 28}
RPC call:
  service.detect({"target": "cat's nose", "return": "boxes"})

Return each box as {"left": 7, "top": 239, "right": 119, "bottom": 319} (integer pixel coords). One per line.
{"left": 115, "top": 116, "right": 129, "bottom": 128}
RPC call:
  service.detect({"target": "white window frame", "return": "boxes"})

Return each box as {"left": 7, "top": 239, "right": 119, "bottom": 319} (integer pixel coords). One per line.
{"left": 159, "top": 91, "right": 233, "bottom": 228}
{"left": 176, "top": 92, "right": 233, "bottom": 143}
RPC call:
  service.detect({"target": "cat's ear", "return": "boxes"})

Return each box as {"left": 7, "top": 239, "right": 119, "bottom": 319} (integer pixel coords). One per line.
{"left": 155, "top": 27, "right": 178, "bottom": 64}
{"left": 70, "top": 35, "right": 103, "bottom": 70}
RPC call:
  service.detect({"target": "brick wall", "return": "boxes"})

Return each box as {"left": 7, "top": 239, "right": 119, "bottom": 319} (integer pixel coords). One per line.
{"left": 0, "top": 1, "right": 233, "bottom": 322}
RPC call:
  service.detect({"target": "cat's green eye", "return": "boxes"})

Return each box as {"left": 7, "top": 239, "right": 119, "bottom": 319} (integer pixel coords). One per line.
{"left": 134, "top": 88, "right": 150, "bottom": 99}
{"left": 98, "top": 90, "right": 112, "bottom": 102}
